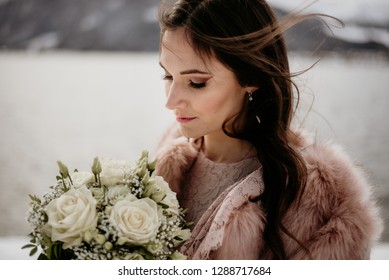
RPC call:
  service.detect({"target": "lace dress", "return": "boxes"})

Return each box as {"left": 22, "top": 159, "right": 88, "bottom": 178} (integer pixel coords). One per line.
{"left": 181, "top": 150, "right": 260, "bottom": 225}
{"left": 179, "top": 150, "right": 263, "bottom": 259}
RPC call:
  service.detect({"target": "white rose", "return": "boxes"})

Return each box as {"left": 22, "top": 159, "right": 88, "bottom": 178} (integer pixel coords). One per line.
{"left": 106, "top": 185, "right": 135, "bottom": 205}
{"left": 99, "top": 158, "right": 132, "bottom": 186}
{"left": 146, "top": 243, "right": 164, "bottom": 255}
{"left": 109, "top": 197, "right": 161, "bottom": 245}
{"left": 45, "top": 186, "right": 98, "bottom": 249}
{"left": 146, "top": 176, "right": 179, "bottom": 215}
{"left": 70, "top": 171, "right": 94, "bottom": 187}
{"left": 89, "top": 186, "right": 105, "bottom": 206}
{"left": 173, "top": 228, "right": 191, "bottom": 246}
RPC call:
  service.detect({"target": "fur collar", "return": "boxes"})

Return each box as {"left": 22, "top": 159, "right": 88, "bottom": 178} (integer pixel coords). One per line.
{"left": 154, "top": 128, "right": 383, "bottom": 259}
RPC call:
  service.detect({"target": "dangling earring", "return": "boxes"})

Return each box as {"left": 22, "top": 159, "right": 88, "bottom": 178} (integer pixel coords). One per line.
{"left": 247, "top": 91, "right": 261, "bottom": 124}
{"left": 248, "top": 91, "right": 253, "bottom": 101}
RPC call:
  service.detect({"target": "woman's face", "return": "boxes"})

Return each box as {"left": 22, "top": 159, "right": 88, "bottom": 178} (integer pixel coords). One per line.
{"left": 159, "top": 28, "right": 249, "bottom": 140}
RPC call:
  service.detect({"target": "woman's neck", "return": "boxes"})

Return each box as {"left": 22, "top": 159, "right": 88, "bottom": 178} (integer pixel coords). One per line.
{"left": 202, "top": 133, "right": 256, "bottom": 163}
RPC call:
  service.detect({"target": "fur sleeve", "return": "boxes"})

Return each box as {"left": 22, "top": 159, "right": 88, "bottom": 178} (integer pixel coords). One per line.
{"left": 154, "top": 137, "right": 198, "bottom": 197}
{"left": 210, "top": 201, "right": 266, "bottom": 260}
{"left": 153, "top": 122, "right": 181, "bottom": 159}
{"left": 288, "top": 143, "right": 383, "bottom": 260}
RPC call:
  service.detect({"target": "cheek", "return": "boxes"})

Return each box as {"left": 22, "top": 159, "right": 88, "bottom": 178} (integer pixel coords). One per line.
{"left": 195, "top": 97, "right": 241, "bottom": 129}
{"left": 208, "top": 90, "right": 245, "bottom": 118}
{"left": 196, "top": 97, "right": 224, "bottom": 118}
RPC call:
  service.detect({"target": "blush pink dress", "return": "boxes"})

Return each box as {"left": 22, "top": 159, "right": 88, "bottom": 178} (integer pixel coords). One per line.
{"left": 179, "top": 149, "right": 263, "bottom": 259}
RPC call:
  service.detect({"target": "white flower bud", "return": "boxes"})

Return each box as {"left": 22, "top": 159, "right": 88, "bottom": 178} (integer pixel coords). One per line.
{"left": 151, "top": 190, "right": 166, "bottom": 203}
{"left": 57, "top": 160, "right": 69, "bottom": 178}
{"left": 83, "top": 231, "right": 93, "bottom": 243}
{"left": 116, "top": 236, "right": 127, "bottom": 246}
{"left": 91, "top": 157, "right": 102, "bottom": 175}
{"left": 103, "top": 241, "right": 113, "bottom": 251}
{"left": 95, "top": 234, "right": 106, "bottom": 245}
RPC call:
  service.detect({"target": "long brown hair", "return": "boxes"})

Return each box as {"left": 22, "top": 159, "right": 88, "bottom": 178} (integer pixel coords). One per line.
{"left": 159, "top": 0, "right": 325, "bottom": 259}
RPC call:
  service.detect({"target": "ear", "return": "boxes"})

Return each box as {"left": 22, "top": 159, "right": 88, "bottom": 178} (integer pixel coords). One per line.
{"left": 245, "top": 86, "right": 258, "bottom": 93}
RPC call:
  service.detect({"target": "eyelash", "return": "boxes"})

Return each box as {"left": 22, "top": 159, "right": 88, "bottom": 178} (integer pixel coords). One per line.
{"left": 162, "top": 75, "right": 173, "bottom": 81}
{"left": 189, "top": 80, "right": 206, "bottom": 89}
{"left": 162, "top": 75, "right": 206, "bottom": 89}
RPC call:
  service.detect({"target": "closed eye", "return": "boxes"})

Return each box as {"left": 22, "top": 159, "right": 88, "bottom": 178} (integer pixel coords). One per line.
{"left": 162, "top": 75, "right": 173, "bottom": 81}
{"left": 189, "top": 80, "right": 206, "bottom": 89}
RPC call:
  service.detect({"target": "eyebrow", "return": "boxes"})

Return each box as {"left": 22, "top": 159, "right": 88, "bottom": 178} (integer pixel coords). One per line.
{"left": 180, "top": 69, "right": 210, "bottom": 75}
{"left": 159, "top": 62, "right": 211, "bottom": 75}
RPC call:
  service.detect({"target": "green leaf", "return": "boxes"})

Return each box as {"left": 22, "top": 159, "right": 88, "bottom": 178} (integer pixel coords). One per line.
{"left": 21, "top": 244, "right": 36, "bottom": 249}
{"left": 29, "top": 247, "right": 38, "bottom": 257}
{"left": 45, "top": 249, "right": 50, "bottom": 259}
{"left": 53, "top": 244, "right": 61, "bottom": 259}
{"left": 42, "top": 213, "right": 48, "bottom": 223}
{"left": 41, "top": 242, "right": 74, "bottom": 260}
{"left": 41, "top": 232, "right": 51, "bottom": 245}
{"left": 183, "top": 222, "right": 193, "bottom": 229}
{"left": 28, "top": 194, "right": 41, "bottom": 204}
{"left": 158, "top": 202, "right": 169, "bottom": 209}
{"left": 37, "top": 253, "right": 48, "bottom": 260}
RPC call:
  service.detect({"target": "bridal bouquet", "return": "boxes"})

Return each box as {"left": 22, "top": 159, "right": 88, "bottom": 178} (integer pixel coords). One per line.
{"left": 23, "top": 151, "right": 191, "bottom": 260}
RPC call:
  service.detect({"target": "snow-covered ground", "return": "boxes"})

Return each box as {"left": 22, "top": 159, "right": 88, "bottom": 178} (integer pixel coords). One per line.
{"left": 0, "top": 51, "right": 388, "bottom": 256}
{"left": 0, "top": 236, "right": 387, "bottom": 260}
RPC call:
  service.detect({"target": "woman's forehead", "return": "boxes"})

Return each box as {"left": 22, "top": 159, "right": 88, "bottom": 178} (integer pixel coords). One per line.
{"left": 160, "top": 29, "right": 221, "bottom": 73}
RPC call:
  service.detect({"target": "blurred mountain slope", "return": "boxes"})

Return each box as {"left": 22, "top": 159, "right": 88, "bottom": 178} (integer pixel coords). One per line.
{"left": 0, "top": 0, "right": 388, "bottom": 56}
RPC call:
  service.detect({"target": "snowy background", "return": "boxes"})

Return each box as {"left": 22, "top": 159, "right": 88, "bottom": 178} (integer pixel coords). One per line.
{"left": 0, "top": 0, "right": 388, "bottom": 259}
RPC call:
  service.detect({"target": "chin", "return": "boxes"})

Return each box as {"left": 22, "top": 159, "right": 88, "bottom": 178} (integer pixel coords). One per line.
{"left": 179, "top": 127, "right": 203, "bottom": 140}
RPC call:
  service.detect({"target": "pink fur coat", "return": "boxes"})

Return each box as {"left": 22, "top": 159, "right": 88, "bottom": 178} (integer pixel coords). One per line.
{"left": 155, "top": 127, "right": 383, "bottom": 259}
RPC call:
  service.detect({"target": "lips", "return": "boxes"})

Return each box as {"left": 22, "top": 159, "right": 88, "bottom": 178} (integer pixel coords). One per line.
{"left": 176, "top": 116, "right": 196, "bottom": 123}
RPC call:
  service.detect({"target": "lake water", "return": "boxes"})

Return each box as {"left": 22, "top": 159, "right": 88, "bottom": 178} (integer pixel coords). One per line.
{"left": 0, "top": 51, "right": 388, "bottom": 243}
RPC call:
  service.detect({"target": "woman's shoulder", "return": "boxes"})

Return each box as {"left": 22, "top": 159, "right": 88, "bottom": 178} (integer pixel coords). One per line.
{"left": 289, "top": 128, "right": 383, "bottom": 241}
{"left": 290, "top": 128, "right": 375, "bottom": 200}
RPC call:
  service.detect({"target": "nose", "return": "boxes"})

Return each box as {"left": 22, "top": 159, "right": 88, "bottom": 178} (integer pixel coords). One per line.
{"left": 165, "top": 82, "right": 186, "bottom": 110}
